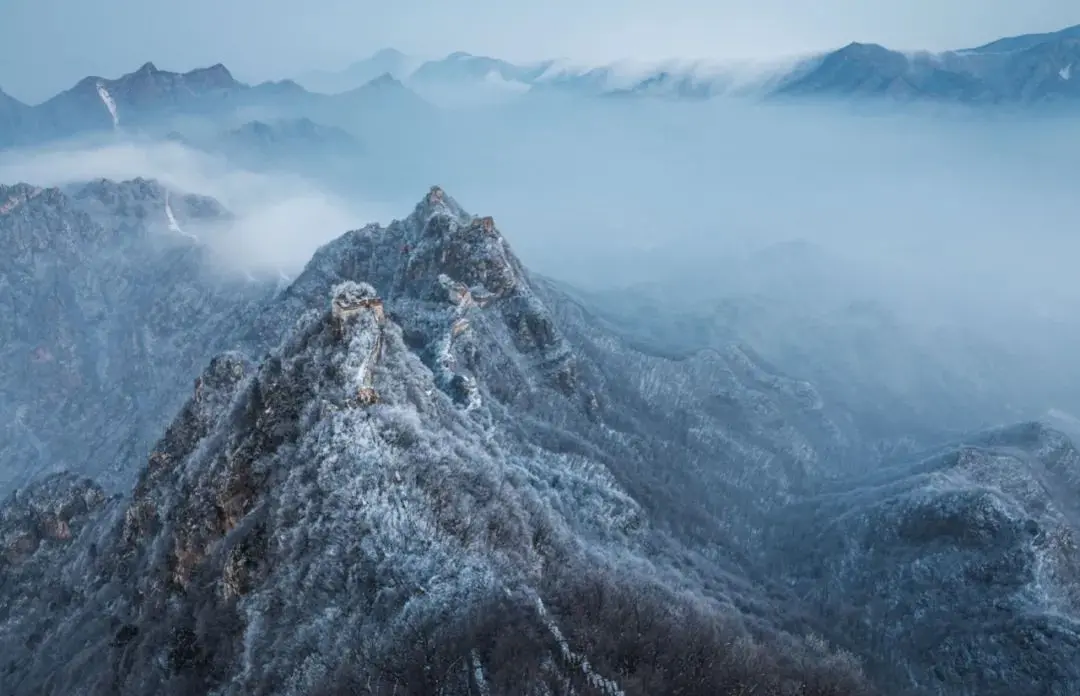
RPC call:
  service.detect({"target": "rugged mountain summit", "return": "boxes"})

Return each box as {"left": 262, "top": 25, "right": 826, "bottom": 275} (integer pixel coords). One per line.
{"left": 274, "top": 188, "right": 584, "bottom": 410}
{"left": 32, "top": 62, "right": 242, "bottom": 136}
{"left": 258, "top": 188, "right": 857, "bottom": 523}
{"left": 0, "top": 178, "right": 277, "bottom": 493}
{"left": 0, "top": 188, "right": 876, "bottom": 694}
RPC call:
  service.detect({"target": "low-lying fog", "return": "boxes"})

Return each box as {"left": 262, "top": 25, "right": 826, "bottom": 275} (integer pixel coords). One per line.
{"left": 3, "top": 93, "right": 1079, "bottom": 432}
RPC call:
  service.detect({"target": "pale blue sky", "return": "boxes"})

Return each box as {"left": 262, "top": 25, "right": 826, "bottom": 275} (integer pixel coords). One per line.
{"left": 1, "top": 0, "right": 1078, "bottom": 103}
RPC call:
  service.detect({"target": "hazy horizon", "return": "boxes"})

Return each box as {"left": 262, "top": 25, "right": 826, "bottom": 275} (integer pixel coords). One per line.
{"left": 4, "top": 93, "right": 1080, "bottom": 432}
{"left": 3, "top": 0, "right": 1079, "bottom": 103}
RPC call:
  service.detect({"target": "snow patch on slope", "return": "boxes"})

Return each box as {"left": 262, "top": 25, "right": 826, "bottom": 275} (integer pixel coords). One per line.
{"left": 164, "top": 191, "right": 198, "bottom": 241}
{"left": 534, "top": 595, "right": 625, "bottom": 695}
{"left": 95, "top": 82, "right": 119, "bottom": 127}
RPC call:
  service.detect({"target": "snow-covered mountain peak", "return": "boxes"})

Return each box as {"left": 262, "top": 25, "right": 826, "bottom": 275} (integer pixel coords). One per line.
{"left": 410, "top": 185, "right": 470, "bottom": 225}
{"left": 393, "top": 188, "right": 547, "bottom": 300}
{"left": 61, "top": 61, "right": 245, "bottom": 114}
{"left": 257, "top": 186, "right": 584, "bottom": 419}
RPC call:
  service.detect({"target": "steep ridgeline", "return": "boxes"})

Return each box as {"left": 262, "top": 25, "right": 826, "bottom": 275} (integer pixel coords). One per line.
{"left": 0, "top": 188, "right": 876, "bottom": 695}
{"left": 26, "top": 62, "right": 269, "bottom": 143}
{"left": 0, "top": 178, "right": 278, "bottom": 493}
{"left": 0, "top": 64, "right": 246, "bottom": 146}
{"left": 257, "top": 188, "right": 859, "bottom": 535}
{"left": 771, "top": 422, "right": 1080, "bottom": 695}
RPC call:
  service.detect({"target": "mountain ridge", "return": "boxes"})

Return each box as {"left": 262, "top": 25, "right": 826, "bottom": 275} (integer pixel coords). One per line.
{"left": 4, "top": 20, "right": 1080, "bottom": 151}
{"left": 0, "top": 177, "right": 278, "bottom": 494}
{"left": 291, "top": 23, "right": 1080, "bottom": 105}
{"left": 0, "top": 182, "right": 879, "bottom": 695}
{"left": 2, "top": 179, "right": 1079, "bottom": 694}
{"left": 0, "top": 62, "right": 432, "bottom": 149}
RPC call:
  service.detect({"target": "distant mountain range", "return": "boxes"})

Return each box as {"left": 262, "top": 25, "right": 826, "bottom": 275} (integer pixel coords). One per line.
{"left": 294, "top": 48, "right": 420, "bottom": 95}
{"left": 1, "top": 22, "right": 1077, "bottom": 150}
{"left": 0, "top": 62, "right": 433, "bottom": 150}
{"left": 299, "top": 22, "right": 1080, "bottom": 105}
{"left": 167, "top": 117, "right": 363, "bottom": 165}
{"left": 774, "top": 24, "right": 1080, "bottom": 102}
{"left": 164, "top": 116, "right": 373, "bottom": 189}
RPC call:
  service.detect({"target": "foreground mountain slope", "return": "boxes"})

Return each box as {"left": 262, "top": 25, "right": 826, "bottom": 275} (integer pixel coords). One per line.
{"left": 772, "top": 422, "right": 1080, "bottom": 695}
{"left": 0, "top": 178, "right": 278, "bottom": 493}
{"left": 3, "top": 184, "right": 1076, "bottom": 694}
{"left": 0, "top": 188, "right": 875, "bottom": 695}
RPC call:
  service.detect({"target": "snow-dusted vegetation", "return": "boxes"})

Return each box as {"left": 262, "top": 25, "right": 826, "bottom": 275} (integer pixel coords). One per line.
{"left": 1, "top": 181, "right": 1077, "bottom": 695}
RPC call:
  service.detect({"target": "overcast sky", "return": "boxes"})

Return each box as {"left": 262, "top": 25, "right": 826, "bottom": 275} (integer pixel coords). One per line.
{"left": 1, "top": 0, "right": 1078, "bottom": 103}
